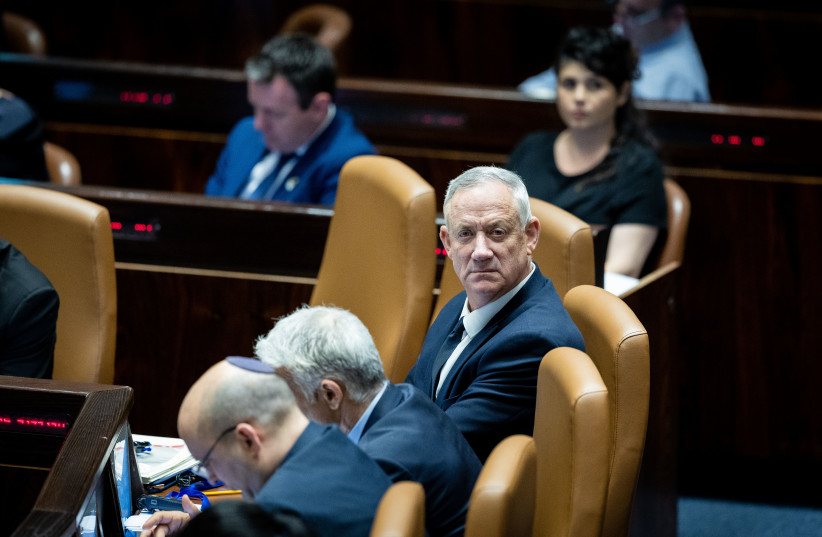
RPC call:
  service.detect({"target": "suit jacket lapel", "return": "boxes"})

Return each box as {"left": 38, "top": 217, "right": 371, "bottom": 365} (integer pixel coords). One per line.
{"left": 436, "top": 266, "right": 547, "bottom": 398}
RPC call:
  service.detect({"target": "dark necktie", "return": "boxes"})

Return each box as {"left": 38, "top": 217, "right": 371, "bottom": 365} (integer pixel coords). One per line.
{"left": 432, "top": 317, "right": 465, "bottom": 392}
{"left": 248, "top": 152, "right": 297, "bottom": 200}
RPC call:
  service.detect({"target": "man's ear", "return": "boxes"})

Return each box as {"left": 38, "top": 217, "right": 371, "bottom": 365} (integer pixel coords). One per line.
{"left": 309, "top": 92, "right": 332, "bottom": 116}
{"left": 235, "top": 423, "right": 263, "bottom": 457}
{"left": 525, "top": 217, "right": 540, "bottom": 255}
{"left": 318, "top": 379, "right": 345, "bottom": 410}
{"left": 440, "top": 225, "right": 451, "bottom": 255}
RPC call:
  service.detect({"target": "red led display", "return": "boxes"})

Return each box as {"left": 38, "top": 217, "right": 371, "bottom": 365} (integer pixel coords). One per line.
{"left": 710, "top": 134, "right": 766, "bottom": 147}
{"left": 0, "top": 414, "right": 70, "bottom": 433}
{"left": 120, "top": 91, "right": 174, "bottom": 106}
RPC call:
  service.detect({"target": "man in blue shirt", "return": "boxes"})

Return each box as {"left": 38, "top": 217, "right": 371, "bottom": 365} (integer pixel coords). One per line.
{"left": 256, "top": 305, "right": 482, "bottom": 537}
{"left": 205, "top": 34, "right": 375, "bottom": 205}
{"left": 519, "top": 0, "right": 710, "bottom": 103}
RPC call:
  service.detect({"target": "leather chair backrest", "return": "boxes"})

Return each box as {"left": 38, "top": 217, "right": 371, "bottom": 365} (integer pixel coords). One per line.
{"left": 279, "top": 4, "right": 352, "bottom": 52}
{"left": 0, "top": 185, "right": 117, "bottom": 383}
{"left": 465, "top": 434, "right": 536, "bottom": 537}
{"left": 562, "top": 285, "right": 649, "bottom": 537}
{"left": 432, "top": 197, "right": 594, "bottom": 322}
{"left": 533, "top": 347, "right": 610, "bottom": 537}
{"left": 655, "top": 179, "right": 691, "bottom": 269}
{"left": 310, "top": 156, "right": 436, "bottom": 383}
{"left": 44, "top": 142, "right": 82, "bottom": 186}
{"left": 2, "top": 12, "right": 47, "bottom": 55}
{"left": 370, "top": 481, "right": 426, "bottom": 537}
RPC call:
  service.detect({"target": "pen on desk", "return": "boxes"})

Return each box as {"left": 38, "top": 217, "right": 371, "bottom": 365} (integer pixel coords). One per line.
{"left": 203, "top": 490, "right": 243, "bottom": 496}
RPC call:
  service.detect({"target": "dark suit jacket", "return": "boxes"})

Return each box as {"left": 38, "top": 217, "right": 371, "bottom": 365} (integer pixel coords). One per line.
{"left": 0, "top": 239, "right": 59, "bottom": 378}
{"left": 358, "top": 382, "right": 481, "bottom": 537}
{"left": 255, "top": 422, "right": 392, "bottom": 537}
{"left": 204, "top": 108, "right": 375, "bottom": 205}
{"left": 406, "top": 264, "right": 585, "bottom": 461}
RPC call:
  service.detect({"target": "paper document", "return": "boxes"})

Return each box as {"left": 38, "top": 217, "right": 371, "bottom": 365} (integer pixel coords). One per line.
{"left": 133, "top": 433, "right": 196, "bottom": 485}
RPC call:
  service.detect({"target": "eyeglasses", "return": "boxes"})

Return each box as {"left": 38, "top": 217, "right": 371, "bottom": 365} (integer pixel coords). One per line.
{"left": 190, "top": 425, "right": 237, "bottom": 480}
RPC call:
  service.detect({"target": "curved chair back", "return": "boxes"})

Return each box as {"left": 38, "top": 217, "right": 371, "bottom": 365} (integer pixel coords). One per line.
{"left": 563, "top": 285, "right": 649, "bottom": 537}
{"left": 432, "top": 197, "right": 594, "bottom": 322}
{"left": 2, "top": 12, "right": 47, "bottom": 55}
{"left": 310, "top": 156, "right": 436, "bottom": 383}
{"left": 44, "top": 142, "right": 82, "bottom": 185}
{"left": 465, "top": 434, "right": 536, "bottom": 537}
{"left": 279, "top": 4, "right": 352, "bottom": 53}
{"left": 370, "top": 481, "right": 426, "bottom": 537}
{"left": 534, "top": 347, "right": 610, "bottom": 537}
{"left": 655, "top": 179, "right": 690, "bottom": 269}
{"left": 0, "top": 185, "right": 117, "bottom": 384}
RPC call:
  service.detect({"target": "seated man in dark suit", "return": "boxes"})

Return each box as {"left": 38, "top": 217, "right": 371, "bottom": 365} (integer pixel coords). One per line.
{"left": 0, "top": 89, "right": 50, "bottom": 182}
{"left": 0, "top": 238, "right": 59, "bottom": 378}
{"left": 256, "top": 305, "right": 482, "bottom": 537}
{"left": 204, "top": 33, "right": 375, "bottom": 205}
{"left": 140, "top": 356, "right": 392, "bottom": 537}
{"left": 405, "top": 166, "right": 586, "bottom": 461}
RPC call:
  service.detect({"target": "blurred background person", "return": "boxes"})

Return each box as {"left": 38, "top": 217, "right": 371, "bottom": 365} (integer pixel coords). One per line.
{"left": 205, "top": 33, "right": 375, "bottom": 205}
{"left": 508, "top": 26, "right": 667, "bottom": 279}
{"left": 519, "top": 0, "right": 709, "bottom": 103}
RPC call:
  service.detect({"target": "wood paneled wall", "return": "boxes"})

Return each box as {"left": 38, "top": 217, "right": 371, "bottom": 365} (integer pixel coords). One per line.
{"left": 5, "top": 0, "right": 822, "bottom": 107}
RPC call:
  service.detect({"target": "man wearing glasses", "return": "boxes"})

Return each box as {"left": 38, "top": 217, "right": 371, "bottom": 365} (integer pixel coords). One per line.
{"left": 139, "top": 356, "right": 392, "bottom": 537}
{"left": 519, "top": 0, "right": 710, "bottom": 103}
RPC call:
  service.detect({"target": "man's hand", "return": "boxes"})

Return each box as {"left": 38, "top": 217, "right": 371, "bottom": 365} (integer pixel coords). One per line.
{"left": 140, "top": 495, "right": 200, "bottom": 537}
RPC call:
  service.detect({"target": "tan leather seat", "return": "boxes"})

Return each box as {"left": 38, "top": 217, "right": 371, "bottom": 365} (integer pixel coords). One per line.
{"left": 310, "top": 156, "right": 436, "bottom": 383}
{"left": 465, "top": 434, "right": 536, "bottom": 537}
{"left": 0, "top": 185, "right": 117, "bottom": 383}
{"left": 44, "top": 142, "right": 82, "bottom": 185}
{"left": 2, "top": 12, "right": 47, "bottom": 55}
{"left": 534, "top": 347, "right": 610, "bottom": 537}
{"left": 279, "top": 4, "right": 352, "bottom": 53}
{"left": 433, "top": 197, "right": 594, "bottom": 321}
{"left": 654, "top": 178, "right": 691, "bottom": 269}
{"left": 563, "top": 285, "right": 650, "bottom": 537}
{"left": 370, "top": 481, "right": 425, "bottom": 537}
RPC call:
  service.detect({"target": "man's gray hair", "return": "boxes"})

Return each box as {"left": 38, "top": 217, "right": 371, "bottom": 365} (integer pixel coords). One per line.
{"left": 255, "top": 305, "right": 386, "bottom": 403}
{"left": 203, "top": 367, "right": 297, "bottom": 436}
{"left": 443, "top": 166, "right": 532, "bottom": 230}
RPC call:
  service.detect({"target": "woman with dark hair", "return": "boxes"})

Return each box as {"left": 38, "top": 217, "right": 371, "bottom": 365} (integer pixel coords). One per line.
{"left": 176, "top": 501, "right": 316, "bottom": 537}
{"left": 507, "top": 26, "right": 667, "bottom": 279}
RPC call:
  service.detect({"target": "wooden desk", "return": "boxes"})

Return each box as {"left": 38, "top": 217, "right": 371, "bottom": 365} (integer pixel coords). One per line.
{"left": 1, "top": 376, "right": 139, "bottom": 537}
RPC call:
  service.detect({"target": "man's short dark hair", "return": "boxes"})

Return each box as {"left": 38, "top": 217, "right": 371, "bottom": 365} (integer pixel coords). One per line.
{"left": 245, "top": 33, "right": 337, "bottom": 109}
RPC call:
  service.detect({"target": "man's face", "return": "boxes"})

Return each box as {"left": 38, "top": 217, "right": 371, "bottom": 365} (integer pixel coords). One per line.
{"left": 441, "top": 182, "right": 539, "bottom": 311}
{"left": 613, "top": 0, "right": 668, "bottom": 50}
{"left": 182, "top": 428, "right": 257, "bottom": 498}
{"left": 247, "top": 76, "right": 326, "bottom": 154}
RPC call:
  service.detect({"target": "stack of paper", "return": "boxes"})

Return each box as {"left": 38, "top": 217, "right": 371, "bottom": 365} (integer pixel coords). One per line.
{"left": 133, "top": 433, "right": 196, "bottom": 485}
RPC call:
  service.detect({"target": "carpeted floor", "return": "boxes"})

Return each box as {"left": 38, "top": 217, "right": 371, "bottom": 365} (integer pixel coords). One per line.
{"left": 678, "top": 496, "right": 822, "bottom": 537}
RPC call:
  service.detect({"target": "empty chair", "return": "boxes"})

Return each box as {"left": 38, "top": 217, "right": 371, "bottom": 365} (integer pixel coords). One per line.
{"left": 655, "top": 178, "right": 691, "bottom": 269}
{"left": 370, "top": 481, "right": 425, "bottom": 537}
{"left": 533, "top": 347, "right": 610, "bottom": 537}
{"left": 44, "top": 141, "right": 82, "bottom": 185}
{"left": 0, "top": 184, "right": 117, "bottom": 383}
{"left": 2, "top": 12, "right": 47, "bottom": 55}
{"left": 433, "top": 197, "right": 594, "bottom": 322}
{"left": 279, "top": 4, "right": 352, "bottom": 53}
{"left": 465, "top": 434, "right": 536, "bottom": 537}
{"left": 563, "top": 285, "right": 650, "bottom": 537}
{"left": 310, "top": 156, "right": 436, "bottom": 383}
